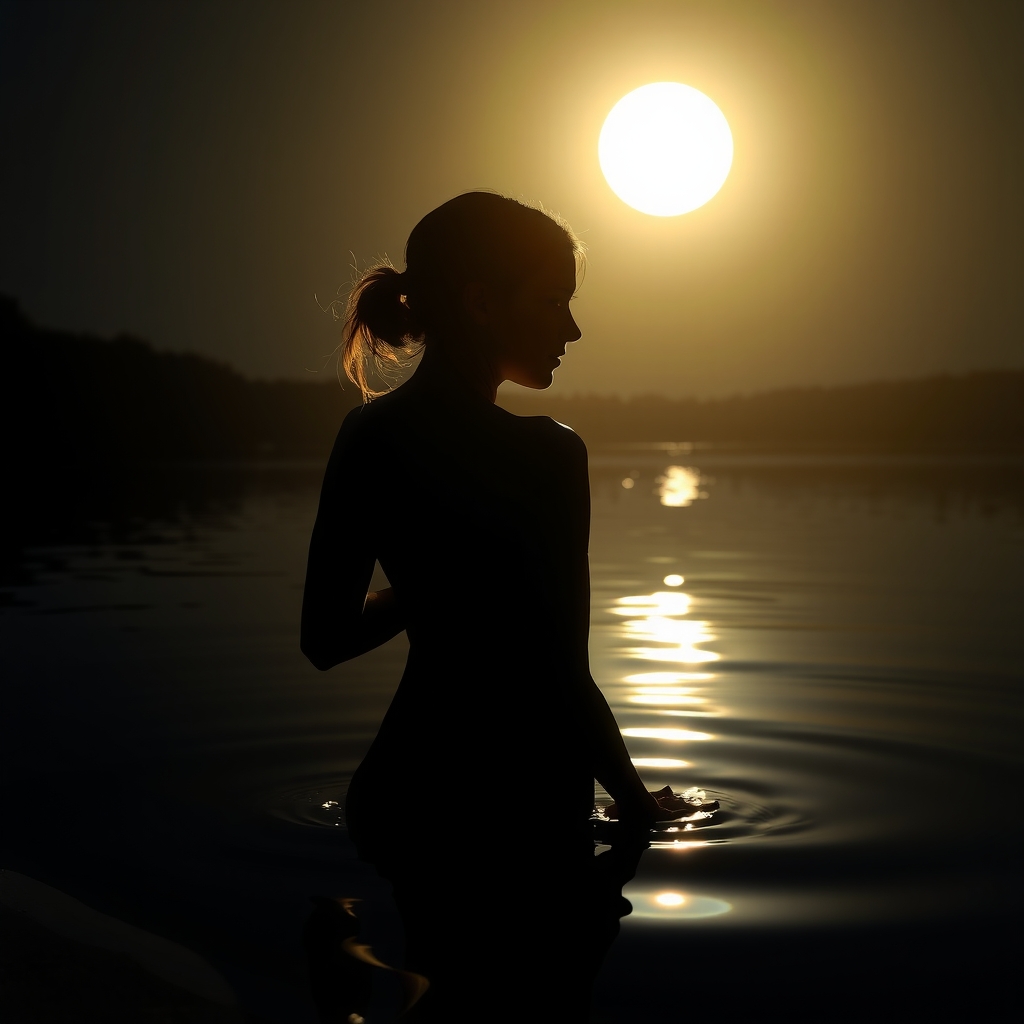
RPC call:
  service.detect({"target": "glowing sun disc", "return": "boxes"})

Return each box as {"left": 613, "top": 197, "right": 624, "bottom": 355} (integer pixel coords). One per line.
{"left": 599, "top": 82, "right": 733, "bottom": 216}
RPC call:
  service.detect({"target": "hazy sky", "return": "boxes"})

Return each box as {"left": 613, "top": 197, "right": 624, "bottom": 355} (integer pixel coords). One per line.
{"left": 2, "top": 0, "right": 1022, "bottom": 397}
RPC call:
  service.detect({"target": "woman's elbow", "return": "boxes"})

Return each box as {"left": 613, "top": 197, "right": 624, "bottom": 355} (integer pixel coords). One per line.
{"left": 305, "top": 650, "right": 337, "bottom": 672}
{"left": 301, "top": 646, "right": 330, "bottom": 672}
{"left": 300, "top": 629, "right": 338, "bottom": 672}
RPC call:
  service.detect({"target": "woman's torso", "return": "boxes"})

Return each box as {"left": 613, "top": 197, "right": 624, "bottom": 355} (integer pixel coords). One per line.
{"left": 334, "top": 377, "right": 596, "bottom": 832}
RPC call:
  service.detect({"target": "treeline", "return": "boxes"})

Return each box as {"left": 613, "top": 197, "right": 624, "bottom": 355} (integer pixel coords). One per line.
{"left": 1, "top": 297, "right": 361, "bottom": 466}
{"left": 3, "top": 296, "right": 1023, "bottom": 465}
{"left": 500, "top": 375, "right": 1024, "bottom": 451}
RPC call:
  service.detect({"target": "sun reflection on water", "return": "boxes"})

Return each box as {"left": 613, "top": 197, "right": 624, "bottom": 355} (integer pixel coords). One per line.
{"left": 612, "top": 580, "right": 723, "bottom": 750}
{"left": 656, "top": 466, "right": 704, "bottom": 507}
{"left": 627, "top": 692, "right": 704, "bottom": 705}
{"left": 624, "top": 672, "right": 714, "bottom": 684}
{"left": 655, "top": 892, "right": 686, "bottom": 907}
{"left": 612, "top": 592, "right": 719, "bottom": 665}
{"left": 631, "top": 890, "right": 733, "bottom": 920}
{"left": 630, "top": 757, "right": 691, "bottom": 768}
{"left": 621, "top": 727, "right": 712, "bottom": 741}
{"left": 613, "top": 592, "right": 691, "bottom": 616}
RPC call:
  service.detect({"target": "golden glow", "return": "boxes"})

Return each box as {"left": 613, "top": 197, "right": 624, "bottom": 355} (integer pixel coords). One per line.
{"left": 613, "top": 590, "right": 722, "bottom": 718}
{"left": 621, "top": 727, "right": 712, "bottom": 741}
{"left": 631, "top": 757, "right": 690, "bottom": 768}
{"left": 610, "top": 593, "right": 692, "bottom": 614}
{"left": 599, "top": 82, "right": 733, "bottom": 217}
{"left": 657, "top": 466, "right": 702, "bottom": 507}
{"left": 622, "top": 617, "right": 719, "bottom": 664}
{"left": 613, "top": 591, "right": 690, "bottom": 616}
{"left": 624, "top": 672, "right": 713, "bottom": 684}
{"left": 613, "top": 592, "right": 718, "bottom": 665}
{"left": 628, "top": 692, "right": 703, "bottom": 705}
{"left": 634, "top": 689, "right": 700, "bottom": 697}
{"left": 663, "top": 573, "right": 685, "bottom": 587}
{"left": 632, "top": 891, "right": 733, "bottom": 919}
{"left": 655, "top": 892, "right": 686, "bottom": 907}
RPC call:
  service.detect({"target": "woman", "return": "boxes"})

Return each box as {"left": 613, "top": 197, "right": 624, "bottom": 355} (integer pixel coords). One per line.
{"left": 302, "top": 192, "right": 685, "bottom": 1021}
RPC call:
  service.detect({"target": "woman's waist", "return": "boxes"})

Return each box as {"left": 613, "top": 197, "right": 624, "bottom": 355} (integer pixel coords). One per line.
{"left": 403, "top": 635, "right": 575, "bottom": 672}
{"left": 403, "top": 600, "right": 565, "bottom": 638}
{"left": 349, "top": 746, "right": 596, "bottom": 818}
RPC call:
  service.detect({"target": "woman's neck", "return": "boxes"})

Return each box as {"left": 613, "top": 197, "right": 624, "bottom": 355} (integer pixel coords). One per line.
{"left": 411, "top": 341, "right": 500, "bottom": 404}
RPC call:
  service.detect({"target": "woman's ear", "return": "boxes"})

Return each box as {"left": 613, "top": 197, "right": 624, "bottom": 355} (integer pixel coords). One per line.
{"left": 461, "top": 280, "right": 499, "bottom": 329}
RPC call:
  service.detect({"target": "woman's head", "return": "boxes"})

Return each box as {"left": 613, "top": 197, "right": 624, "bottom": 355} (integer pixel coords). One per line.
{"left": 340, "top": 192, "right": 584, "bottom": 399}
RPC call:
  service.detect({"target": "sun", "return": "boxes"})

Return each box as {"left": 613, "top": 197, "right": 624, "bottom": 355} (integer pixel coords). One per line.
{"left": 599, "top": 82, "right": 733, "bottom": 217}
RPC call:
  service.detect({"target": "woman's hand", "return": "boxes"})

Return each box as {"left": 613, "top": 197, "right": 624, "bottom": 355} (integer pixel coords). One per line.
{"left": 602, "top": 785, "right": 718, "bottom": 823}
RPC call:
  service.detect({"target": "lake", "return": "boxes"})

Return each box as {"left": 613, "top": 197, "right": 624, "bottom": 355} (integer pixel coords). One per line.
{"left": 2, "top": 449, "right": 1022, "bottom": 1022}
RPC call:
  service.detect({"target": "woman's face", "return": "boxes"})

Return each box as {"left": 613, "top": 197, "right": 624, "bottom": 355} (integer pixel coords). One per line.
{"left": 484, "top": 247, "right": 582, "bottom": 390}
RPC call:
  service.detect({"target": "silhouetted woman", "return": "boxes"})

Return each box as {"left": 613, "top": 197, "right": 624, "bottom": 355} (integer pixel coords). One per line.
{"left": 302, "top": 192, "right": 683, "bottom": 1022}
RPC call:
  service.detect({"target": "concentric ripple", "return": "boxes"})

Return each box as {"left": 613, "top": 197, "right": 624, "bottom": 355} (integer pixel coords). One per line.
{"left": 647, "top": 787, "right": 809, "bottom": 847}
{"left": 594, "top": 786, "right": 809, "bottom": 848}
{"left": 263, "top": 772, "right": 352, "bottom": 828}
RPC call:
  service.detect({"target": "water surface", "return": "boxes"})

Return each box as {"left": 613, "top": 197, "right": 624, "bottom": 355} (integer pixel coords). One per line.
{"left": 2, "top": 452, "right": 1022, "bottom": 1021}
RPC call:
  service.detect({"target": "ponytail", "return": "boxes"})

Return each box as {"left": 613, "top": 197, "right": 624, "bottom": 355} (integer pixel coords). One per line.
{"left": 340, "top": 261, "right": 422, "bottom": 400}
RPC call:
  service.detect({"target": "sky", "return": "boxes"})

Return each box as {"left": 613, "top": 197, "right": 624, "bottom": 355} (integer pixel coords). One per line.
{"left": 2, "top": 0, "right": 1022, "bottom": 398}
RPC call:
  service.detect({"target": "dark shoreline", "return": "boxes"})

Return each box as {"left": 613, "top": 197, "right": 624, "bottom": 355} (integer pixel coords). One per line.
{"left": 4, "top": 296, "right": 1023, "bottom": 468}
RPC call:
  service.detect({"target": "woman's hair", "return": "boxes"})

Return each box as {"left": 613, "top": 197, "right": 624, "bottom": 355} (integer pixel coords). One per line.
{"left": 338, "top": 191, "right": 584, "bottom": 399}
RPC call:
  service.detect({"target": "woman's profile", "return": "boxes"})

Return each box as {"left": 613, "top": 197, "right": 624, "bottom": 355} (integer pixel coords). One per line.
{"left": 301, "top": 192, "right": 690, "bottom": 1022}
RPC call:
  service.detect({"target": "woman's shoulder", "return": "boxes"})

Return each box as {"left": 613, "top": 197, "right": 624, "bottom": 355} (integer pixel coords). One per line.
{"left": 335, "top": 386, "right": 412, "bottom": 437}
{"left": 498, "top": 407, "right": 588, "bottom": 463}
{"left": 324, "top": 393, "right": 405, "bottom": 470}
{"left": 537, "top": 415, "right": 588, "bottom": 457}
{"left": 332, "top": 389, "right": 588, "bottom": 472}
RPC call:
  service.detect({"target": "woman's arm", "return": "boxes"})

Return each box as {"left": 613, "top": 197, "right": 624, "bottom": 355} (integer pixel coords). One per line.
{"left": 300, "top": 409, "right": 406, "bottom": 671}
{"left": 581, "top": 675, "right": 664, "bottom": 821}
{"left": 557, "top": 426, "right": 664, "bottom": 822}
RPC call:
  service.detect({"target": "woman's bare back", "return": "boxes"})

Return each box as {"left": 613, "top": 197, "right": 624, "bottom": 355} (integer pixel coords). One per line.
{"left": 307, "top": 371, "right": 596, "bottom": 838}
